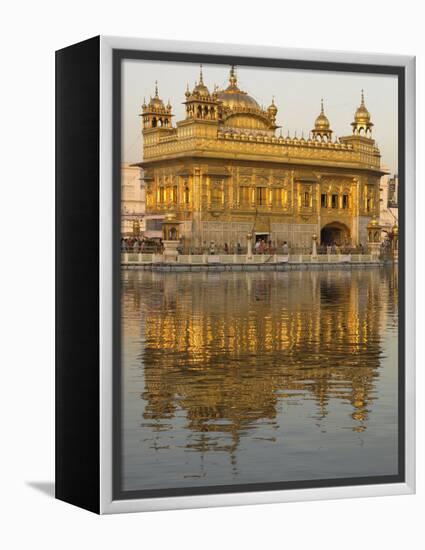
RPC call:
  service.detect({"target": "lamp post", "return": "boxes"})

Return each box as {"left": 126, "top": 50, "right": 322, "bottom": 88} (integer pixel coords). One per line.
{"left": 246, "top": 232, "right": 253, "bottom": 260}
{"left": 312, "top": 233, "right": 318, "bottom": 259}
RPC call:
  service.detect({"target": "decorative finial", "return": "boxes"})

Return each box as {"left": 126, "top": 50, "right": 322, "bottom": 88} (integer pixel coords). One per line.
{"left": 229, "top": 65, "right": 237, "bottom": 86}
{"left": 154, "top": 80, "right": 159, "bottom": 97}
{"left": 199, "top": 64, "right": 204, "bottom": 85}
{"left": 352, "top": 88, "right": 372, "bottom": 134}
{"left": 321, "top": 98, "right": 324, "bottom": 113}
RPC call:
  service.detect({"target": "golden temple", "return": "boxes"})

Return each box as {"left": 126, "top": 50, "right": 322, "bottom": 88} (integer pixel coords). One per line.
{"left": 138, "top": 66, "right": 385, "bottom": 249}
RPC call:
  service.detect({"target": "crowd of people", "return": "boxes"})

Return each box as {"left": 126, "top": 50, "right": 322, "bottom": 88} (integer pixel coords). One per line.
{"left": 122, "top": 235, "right": 375, "bottom": 257}
{"left": 254, "top": 239, "right": 275, "bottom": 255}
{"left": 121, "top": 237, "right": 163, "bottom": 253}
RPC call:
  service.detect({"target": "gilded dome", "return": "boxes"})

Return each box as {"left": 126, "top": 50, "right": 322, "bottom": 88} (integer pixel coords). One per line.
{"left": 149, "top": 96, "right": 164, "bottom": 108}
{"left": 354, "top": 97, "right": 371, "bottom": 123}
{"left": 216, "top": 66, "right": 262, "bottom": 112}
{"left": 191, "top": 65, "right": 211, "bottom": 98}
{"left": 216, "top": 90, "right": 261, "bottom": 111}
{"left": 267, "top": 97, "right": 278, "bottom": 116}
{"left": 147, "top": 81, "right": 165, "bottom": 110}
{"left": 311, "top": 99, "right": 332, "bottom": 140}
{"left": 314, "top": 99, "right": 330, "bottom": 130}
{"left": 368, "top": 217, "right": 379, "bottom": 228}
{"left": 193, "top": 82, "right": 210, "bottom": 98}
{"left": 352, "top": 90, "right": 373, "bottom": 131}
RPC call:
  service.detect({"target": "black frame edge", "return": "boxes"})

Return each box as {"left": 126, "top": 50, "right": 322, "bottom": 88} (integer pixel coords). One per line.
{"left": 55, "top": 35, "right": 101, "bottom": 514}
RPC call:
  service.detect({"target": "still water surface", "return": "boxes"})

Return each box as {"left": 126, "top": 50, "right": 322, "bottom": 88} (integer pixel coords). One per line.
{"left": 121, "top": 268, "right": 398, "bottom": 491}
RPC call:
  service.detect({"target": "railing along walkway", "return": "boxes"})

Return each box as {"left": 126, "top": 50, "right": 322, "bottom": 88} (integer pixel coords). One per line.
{"left": 121, "top": 252, "right": 377, "bottom": 265}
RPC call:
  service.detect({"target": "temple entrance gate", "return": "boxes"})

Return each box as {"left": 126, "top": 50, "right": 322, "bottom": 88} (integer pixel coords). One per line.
{"left": 320, "top": 222, "right": 351, "bottom": 246}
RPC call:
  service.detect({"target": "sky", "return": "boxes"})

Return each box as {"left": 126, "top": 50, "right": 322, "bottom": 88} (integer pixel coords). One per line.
{"left": 122, "top": 59, "right": 398, "bottom": 174}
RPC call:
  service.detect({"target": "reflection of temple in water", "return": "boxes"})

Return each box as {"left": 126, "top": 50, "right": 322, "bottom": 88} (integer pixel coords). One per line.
{"left": 121, "top": 268, "right": 396, "bottom": 455}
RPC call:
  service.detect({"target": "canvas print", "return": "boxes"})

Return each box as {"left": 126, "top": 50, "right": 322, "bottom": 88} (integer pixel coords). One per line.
{"left": 117, "top": 57, "right": 400, "bottom": 497}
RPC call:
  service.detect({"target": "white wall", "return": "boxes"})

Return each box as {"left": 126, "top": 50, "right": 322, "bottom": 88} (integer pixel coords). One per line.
{"left": 1, "top": 1, "right": 423, "bottom": 549}
{"left": 121, "top": 163, "right": 145, "bottom": 234}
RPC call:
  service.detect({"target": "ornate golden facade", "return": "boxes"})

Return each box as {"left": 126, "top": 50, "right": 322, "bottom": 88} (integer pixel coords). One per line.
{"left": 138, "top": 67, "right": 385, "bottom": 248}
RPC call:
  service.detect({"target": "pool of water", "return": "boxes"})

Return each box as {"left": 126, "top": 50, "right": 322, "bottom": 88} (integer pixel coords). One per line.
{"left": 121, "top": 267, "right": 398, "bottom": 491}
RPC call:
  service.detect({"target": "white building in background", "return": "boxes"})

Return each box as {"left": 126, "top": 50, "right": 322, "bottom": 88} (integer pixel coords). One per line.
{"left": 379, "top": 173, "right": 398, "bottom": 235}
{"left": 121, "top": 163, "right": 145, "bottom": 236}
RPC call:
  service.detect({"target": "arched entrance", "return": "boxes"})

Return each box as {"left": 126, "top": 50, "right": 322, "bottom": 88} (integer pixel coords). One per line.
{"left": 320, "top": 222, "right": 350, "bottom": 246}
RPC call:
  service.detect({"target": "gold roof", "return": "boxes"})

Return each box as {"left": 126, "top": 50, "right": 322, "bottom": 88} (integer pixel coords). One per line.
{"left": 191, "top": 65, "right": 211, "bottom": 98}
{"left": 314, "top": 99, "right": 331, "bottom": 131}
{"left": 267, "top": 97, "right": 278, "bottom": 115}
{"left": 368, "top": 217, "right": 380, "bottom": 228}
{"left": 144, "top": 81, "right": 167, "bottom": 112}
{"left": 354, "top": 90, "right": 372, "bottom": 124}
{"left": 216, "top": 66, "right": 262, "bottom": 112}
